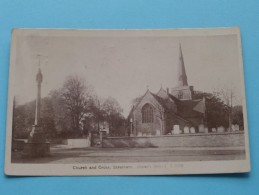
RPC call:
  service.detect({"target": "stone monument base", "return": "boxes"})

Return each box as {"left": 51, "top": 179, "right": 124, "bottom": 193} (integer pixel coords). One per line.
{"left": 22, "top": 142, "right": 50, "bottom": 158}
{"left": 22, "top": 124, "right": 50, "bottom": 158}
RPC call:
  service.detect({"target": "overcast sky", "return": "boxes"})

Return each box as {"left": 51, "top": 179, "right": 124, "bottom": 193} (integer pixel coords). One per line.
{"left": 13, "top": 30, "right": 243, "bottom": 116}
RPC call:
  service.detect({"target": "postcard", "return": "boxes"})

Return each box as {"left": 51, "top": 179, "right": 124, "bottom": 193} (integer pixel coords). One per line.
{"left": 5, "top": 27, "right": 250, "bottom": 175}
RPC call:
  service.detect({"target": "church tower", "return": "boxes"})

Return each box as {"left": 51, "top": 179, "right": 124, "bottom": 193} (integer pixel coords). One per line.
{"left": 171, "top": 44, "right": 194, "bottom": 100}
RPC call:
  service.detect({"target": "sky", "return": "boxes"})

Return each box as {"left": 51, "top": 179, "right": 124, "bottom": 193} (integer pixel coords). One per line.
{"left": 13, "top": 30, "right": 244, "bottom": 116}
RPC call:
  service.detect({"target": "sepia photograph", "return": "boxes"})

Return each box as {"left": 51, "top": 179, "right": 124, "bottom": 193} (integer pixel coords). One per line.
{"left": 5, "top": 28, "right": 250, "bottom": 175}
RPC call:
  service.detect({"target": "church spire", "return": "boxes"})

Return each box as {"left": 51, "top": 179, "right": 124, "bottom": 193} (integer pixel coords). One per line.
{"left": 178, "top": 44, "right": 188, "bottom": 87}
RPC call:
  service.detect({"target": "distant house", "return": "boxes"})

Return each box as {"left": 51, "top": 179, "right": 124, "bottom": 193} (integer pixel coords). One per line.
{"left": 128, "top": 45, "right": 206, "bottom": 136}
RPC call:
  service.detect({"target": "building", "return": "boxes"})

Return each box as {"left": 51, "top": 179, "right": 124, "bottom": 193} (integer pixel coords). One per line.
{"left": 128, "top": 45, "right": 206, "bottom": 136}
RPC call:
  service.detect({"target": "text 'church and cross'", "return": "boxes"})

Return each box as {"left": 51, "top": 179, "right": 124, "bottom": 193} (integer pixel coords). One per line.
{"left": 128, "top": 45, "right": 206, "bottom": 136}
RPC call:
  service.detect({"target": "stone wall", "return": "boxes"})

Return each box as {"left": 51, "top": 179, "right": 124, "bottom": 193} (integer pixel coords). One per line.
{"left": 62, "top": 138, "right": 91, "bottom": 148}
{"left": 102, "top": 132, "right": 245, "bottom": 148}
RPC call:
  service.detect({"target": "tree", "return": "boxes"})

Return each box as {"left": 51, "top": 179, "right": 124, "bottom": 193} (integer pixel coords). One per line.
{"left": 49, "top": 89, "right": 72, "bottom": 138}
{"left": 13, "top": 74, "right": 127, "bottom": 139}
{"left": 217, "top": 86, "right": 235, "bottom": 131}
{"left": 232, "top": 105, "right": 244, "bottom": 129}
{"left": 12, "top": 97, "right": 57, "bottom": 139}
{"left": 80, "top": 96, "right": 104, "bottom": 136}
{"left": 41, "top": 97, "right": 57, "bottom": 138}
{"left": 101, "top": 97, "right": 125, "bottom": 136}
{"left": 60, "top": 76, "right": 93, "bottom": 137}
{"left": 193, "top": 91, "right": 229, "bottom": 129}
{"left": 12, "top": 104, "right": 29, "bottom": 139}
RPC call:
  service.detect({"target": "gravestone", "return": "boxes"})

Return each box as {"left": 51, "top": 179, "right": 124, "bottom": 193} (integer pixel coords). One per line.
{"left": 217, "top": 126, "right": 225, "bottom": 133}
{"left": 137, "top": 132, "right": 143, "bottom": 137}
{"left": 184, "top": 126, "right": 190, "bottom": 134}
{"left": 211, "top": 128, "right": 217, "bottom": 132}
{"left": 235, "top": 124, "right": 240, "bottom": 131}
{"left": 156, "top": 129, "right": 161, "bottom": 136}
{"left": 204, "top": 127, "right": 209, "bottom": 133}
{"left": 198, "top": 124, "right": 205, "bottom": 133}
{"left": 173, "top": 125, "right": 181, "bottom": 134}
{"left": 190, "top": 127, "right": 196, "bottom": 134}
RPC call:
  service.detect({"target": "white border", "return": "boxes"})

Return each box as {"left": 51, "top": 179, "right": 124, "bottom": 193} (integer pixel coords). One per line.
{"left": 4, "top": 27, "right": 251, "bottom": 176}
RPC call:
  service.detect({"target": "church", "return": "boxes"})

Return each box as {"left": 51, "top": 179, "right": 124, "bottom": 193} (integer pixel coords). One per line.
{"left": 128, "top": 45, "right": 206, "bottom": 136}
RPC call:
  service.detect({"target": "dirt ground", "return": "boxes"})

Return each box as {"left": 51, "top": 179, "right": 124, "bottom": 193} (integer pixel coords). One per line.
{"left": 11, "top": 145, "right": 246, "bottom": 164}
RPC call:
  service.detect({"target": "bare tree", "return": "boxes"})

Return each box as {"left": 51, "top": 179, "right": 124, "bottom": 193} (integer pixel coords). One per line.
{"left": 49, "top": 89, "right": 71, "bottom": 137}
{"left": 61, "top": 75, "right": 93, "bottom": 137}
{"left": 87, "top": 95, "right": 105, "bottom": 133}
{"left": 101, "top": 97, "right": 124, "bottom": 136}
{"left": 216, "top": 85, "right": 236, "bottom": 131}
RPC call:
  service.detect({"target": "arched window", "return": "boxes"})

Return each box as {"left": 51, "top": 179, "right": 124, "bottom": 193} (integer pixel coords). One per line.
{"left": 142, "top": 104, "right": 154, "bottom": 123}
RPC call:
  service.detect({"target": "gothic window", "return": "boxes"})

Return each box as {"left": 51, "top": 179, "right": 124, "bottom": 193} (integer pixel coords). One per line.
{"left": 142, "top": 104, "right": 154, "bottom": 123}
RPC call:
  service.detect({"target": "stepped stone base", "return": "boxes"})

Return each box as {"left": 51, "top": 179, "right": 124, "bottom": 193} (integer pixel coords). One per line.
{"left": 22, "top": 125, "right": 50, "bottom": 158}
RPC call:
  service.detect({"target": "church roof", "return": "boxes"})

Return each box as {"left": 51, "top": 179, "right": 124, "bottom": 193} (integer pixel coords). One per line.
{"left": 153, "top": 91, "right": 204, "bottom": 118}
{"left": 168, "top": 94, "right": 181, "bottom": 103}
{"left": 129, "top": 88, "right": 204, "bottom": 117}
{"left": 156, "top": 87, "right": 169, "bottom": 99}
{"left": 193, "top": 97, "right": 206, "bottom": 113}
{"left": 177, "top": 99, "right": 205, "bottom": 118}
{"left": 151, "top": 93, "right": 171, "bottom": 109}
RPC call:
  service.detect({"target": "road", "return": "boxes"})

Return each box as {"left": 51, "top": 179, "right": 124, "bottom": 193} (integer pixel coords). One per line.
{"left": 11, "top": 145, "right": 246, "bottom": 164}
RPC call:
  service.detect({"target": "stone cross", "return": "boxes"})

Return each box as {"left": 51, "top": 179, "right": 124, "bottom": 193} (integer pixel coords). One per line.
{"left": 22, "top": 56, "right": 50, "bottom": 158}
